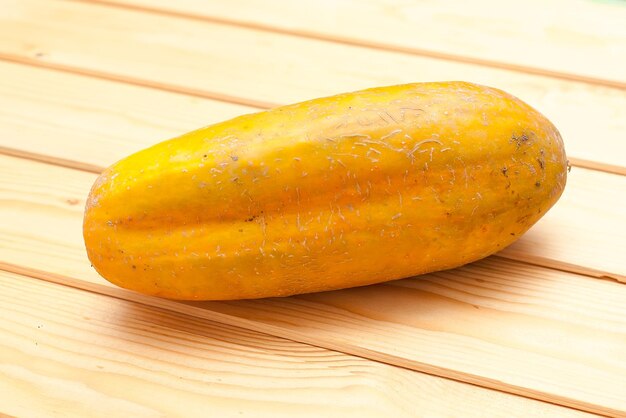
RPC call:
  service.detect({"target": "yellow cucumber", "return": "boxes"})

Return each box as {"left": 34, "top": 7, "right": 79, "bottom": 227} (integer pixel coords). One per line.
{"left": 84, "top": 82, "right": 567, "bottom": 300}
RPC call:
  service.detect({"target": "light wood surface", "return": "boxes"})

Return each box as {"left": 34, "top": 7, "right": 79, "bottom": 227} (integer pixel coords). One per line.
{"left": 0, "top": 1, "right": 625, "bottom": 174}
{"left": 1, "top": 154, "right": 625, "bottom": 416}
{"left": 1, "top": 0, "right": 624, "bottom": 416}
{"left": 6, "top": 271, "right": 594, "bottom": 418}
{"left": 99, "top": 0, "right": 626, "bottom": 86}
{"left": 0, "top": 61, "right": 254, "bottom": 170}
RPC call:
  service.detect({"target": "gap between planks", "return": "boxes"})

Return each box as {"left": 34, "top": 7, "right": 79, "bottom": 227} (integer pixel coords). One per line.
{"left": 0, "top": 261, "right": 614, "bottom": 417}
{"left": 495, "top": 254, "right": 625, "bottom": 287}
{"left": 3, "top": 143, "right": 623, "bottom": 179}
{"left": 0, "top": 53, "right": 278, "bottom": 110}
{"left": 74, "top": 0, "right": 626, "bottom": 91}
{"left": 0, "top": 56, "right": 623, "bottom": 177}
{"left": 1, "top": 149, "right": 624, "bottom": 189}
{"left": 0, "top": 145, "right": 106, "bottom": 174}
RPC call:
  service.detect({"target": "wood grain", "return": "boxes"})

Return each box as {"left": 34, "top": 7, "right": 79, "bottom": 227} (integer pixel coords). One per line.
{"left": 0, "top": 61, "right": 255, "bottom": 170}
{"left": 93, "top": 0, "right": 626, "bottom": 86}
{"left": 0, "top": 1, "right": 625, "bottom": 173}
{"left": 5, "top": 271, "right": 594, "bottom": 418}
{"left": 1, "top": 154, "right": 625, "bottom": 415}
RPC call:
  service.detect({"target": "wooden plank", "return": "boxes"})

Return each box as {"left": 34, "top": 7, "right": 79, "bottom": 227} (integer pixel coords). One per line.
{"left": 5, "top": 272, "right": 592, "bottom": 418}
{"left": 1, "top": 155, "right": 625, "bottom": 415}
{"left": 0, "top": 61, "right": 255, "bottom": 170}
{"left": 0, "top": 1, "right": 625, "bottom": 174}
{"left": 2, "top": 106, "right": 624, "bottom": 284}
{"left": 95, "top": 0, "right": 626, "bottom": 86}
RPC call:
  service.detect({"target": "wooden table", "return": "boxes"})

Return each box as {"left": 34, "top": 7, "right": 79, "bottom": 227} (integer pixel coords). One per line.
{"left": 1, "top": 1, "right": 625, "bottom": 416}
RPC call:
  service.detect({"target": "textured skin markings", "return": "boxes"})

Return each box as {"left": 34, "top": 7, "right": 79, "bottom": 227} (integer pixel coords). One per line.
{"left": 84, "top": 82, "right": 567, "bottom": 300}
